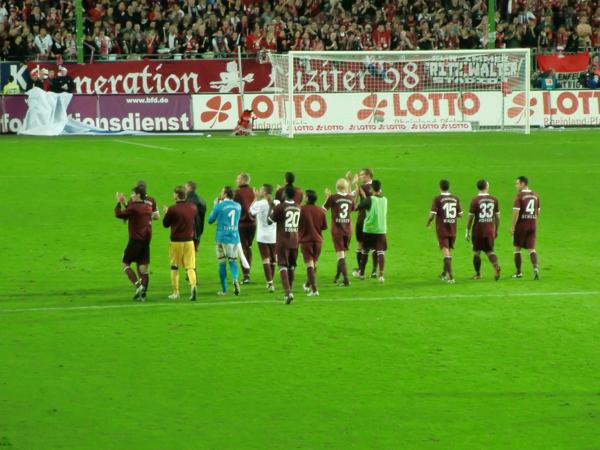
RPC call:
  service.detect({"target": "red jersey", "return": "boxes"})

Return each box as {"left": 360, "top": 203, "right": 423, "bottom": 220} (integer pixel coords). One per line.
{"left": 115, "top": 201, "right": 152, "bottom": 241}
{"left": 234, "top": 185, "right": 256, "bottom": 224}
{"left": 323, "top": 193, "right": 354, "bottom": 236}
{"left": 275, "top": 185, "right": 303, "bottom": 204}
{"left": 163, "top": 201, "right": 197, "bottom": 241}
{"left": 269, "top": 200, "right": 300, "bottom": 249}
{"left": 356, "top": 182, "right": 373, "bottom": 222}
{"left": 513, "top": 189, "right": 540, "bottom": 231}
{"left": 431, "top": 193, "right": 462, "bottom": 238}
{"left": 299, "top": 204, "right": 328, "bottom": 244}
{"left": 469, "top": 194, "right": 500, "bottom": 238}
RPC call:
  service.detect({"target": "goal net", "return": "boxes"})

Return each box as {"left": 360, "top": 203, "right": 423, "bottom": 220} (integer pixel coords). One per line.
{"left": 267, "top": 49, "right": 531, "bottom": 136}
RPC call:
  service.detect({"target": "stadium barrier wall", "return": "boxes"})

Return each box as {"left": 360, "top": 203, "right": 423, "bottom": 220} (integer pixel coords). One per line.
{"left": 2, "top": 90, "right": 600, "bottom": 134}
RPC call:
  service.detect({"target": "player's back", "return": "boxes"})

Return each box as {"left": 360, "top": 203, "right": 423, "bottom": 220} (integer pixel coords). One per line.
{"left": 514, "top": 189, "right": 540, "bottom": 231}
{"left": 215, "top": 200, "right": 241, "bottom": 243}
{"left": 234, "top": 185, "right": 255, "bottom": 224}
{"left": 271, "top": 201, "right": 300, "bottom": 249}
{"left": 324, "top": 193, "right": 354, "bottom": 235}
{"left": 164, "top": 202, "right": 197, "bottom": 241}
{"left": 250, "top": 198, "right": 278, "bottom": 244}
{"left": 276, "top": 186, "right": 303, "bottom": 204}
{"left": 470, "top": 194, "right": 499, "bottom": 237}
{"left": 432, "top": 193, "right": 461, "bottom": 237}
{"left": 127, "top": 202, "right": 153, "bottom": 240}
{"left": 299, "top": 204, "right": 327, "bottom": 243}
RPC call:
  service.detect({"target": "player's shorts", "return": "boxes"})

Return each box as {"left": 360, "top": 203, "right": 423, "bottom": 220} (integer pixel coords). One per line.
{"left": 277, "top": 246, "right": 298, "bottom": 268}
{"left": 216, "top": 243, "right": 238, "bottom": 260}
{"left": 123, "top": 239, "right": 150, "bottom": 265}
{"left": 238, "top": 223, "right": 256, "bottom": 249}
{"left": 169, "top": 241, "right": 195, "bottom": 269}
{"left": 437, "top": 235, "right": 456, "bottom": 250}
{"left": 300, "top": 242, "right": 322, "bottom": 263}
{"left": 355, "top": 221, "right": 365, "bottom": 242}
{"left": 472, "top": 234, "right": 495, "bottom": 252}
{"left": 362, "top": 233, "right": 387, "bottom": 251}
{"left": 513, "top": 228, "right": 536, "bottom": 249}
{"left": 332, "top": 233, "right": 351, "bottom": 252}
{"left": 258, "top": 242, "right": 276, "bottom": 262}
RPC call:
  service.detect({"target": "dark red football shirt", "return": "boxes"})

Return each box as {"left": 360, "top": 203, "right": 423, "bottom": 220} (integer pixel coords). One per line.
{"left": 324, "top": 193, "right": 354, "bottom": 236}
{"left": 299, "top": 204, "right": 328, "bottom": 244}
{"left": 275, "top": 185, "right": 303, "bottom": 204}
{"left": 469, "top": 194, "right": 500, "bottom": 238}
{"left": 431, "top": 193, "right": 462, "bottom": 238}
{"left": 269, "top": 200, "right": 300, "bottom": 249}
{"left": 356, "top": 182, "right": 373, "bottom": 223}
{"left": 115, "top": 201, "right": 153, "bottom": 241}
{"left": 162, "top": 201, "right": 197, "bottom": 241}
{"left": 127, "top": 194, "right": 157, "bottom": 238}
{"left": 513, "top": 189, "right": 540, "bottom": 231}
{"left": 234, "top": 184, "right": 256, "bottom": 224}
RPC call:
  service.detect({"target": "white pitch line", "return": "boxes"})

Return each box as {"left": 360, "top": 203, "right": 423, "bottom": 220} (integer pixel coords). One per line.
{"left": 0, "top": 291, "right": 597, "bottom": 314}
{"left": 113, "top": 139, "right": 179, "bottom": 152}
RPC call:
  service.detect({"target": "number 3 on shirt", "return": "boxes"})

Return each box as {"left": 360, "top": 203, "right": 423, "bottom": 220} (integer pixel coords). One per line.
{"left": 339, "top": 203, "right": 349, "bottom": 219}
{"left": 479, "top": 203, "right": 494, "bottom": 219}
{"left": 285, "top": 210, "right": 300, "bottom": 229}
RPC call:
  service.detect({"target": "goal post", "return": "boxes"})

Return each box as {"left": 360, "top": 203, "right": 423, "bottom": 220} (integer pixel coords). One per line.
{"left": 268, "top": 49, "right": 531, "bottom": 137}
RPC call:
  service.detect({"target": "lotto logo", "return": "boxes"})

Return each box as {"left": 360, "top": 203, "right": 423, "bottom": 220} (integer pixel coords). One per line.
{"left": 200, "top": 96, "right": 232, "bottom": 128}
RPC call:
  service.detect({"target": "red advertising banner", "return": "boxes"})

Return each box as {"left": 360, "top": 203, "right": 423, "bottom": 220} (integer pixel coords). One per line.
{"left": 537, "top": 52, "right": 590, "bottom": 73}
{"left": 26, "top": 59, "right": 274, "bottom": 95}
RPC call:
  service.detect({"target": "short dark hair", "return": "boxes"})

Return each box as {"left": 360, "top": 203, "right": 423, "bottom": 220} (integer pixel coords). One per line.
{"left": 476, "top": 179, "right": 488, "bottom": 191}
{"left": 284, "top": 185, "right": 296, "bottom": 200}
{"left": 372, "top": 179, "right": 382, "bottom": 192}
{"left": 133, "top": 185, "right": 146, "bottom": 199}
{"left": 305, "top": 189, "right": 317, "bottom": 204}
{"left": 284, "top": 171, "right": 295, "bottom": 184}
{"left": 262, "top": 183, "right": 273, "bottom": 195}
{"left": 440, "top": 179, "right": 450, "bottom": 191}
{"left": 223, "top": 186, "right": 234, "bottom": 199}
{"left": 187, "top": 181, "right": 197, "bottom": 191}
{"left": 174, "top": 185, "right": 186, "bottom": 200}
{"left": 517, "top": 176, "right": 528, "bottom": 186}
{"left": 137, "top": 180, "right": 147, "bottom": 190}
{"left": 8, "top": 76, "right": 14, "bottom": 82}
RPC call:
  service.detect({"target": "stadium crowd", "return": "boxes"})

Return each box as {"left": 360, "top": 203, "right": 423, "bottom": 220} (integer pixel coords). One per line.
{"left": 0, "top": 0, "right": 600, "bottom": 61}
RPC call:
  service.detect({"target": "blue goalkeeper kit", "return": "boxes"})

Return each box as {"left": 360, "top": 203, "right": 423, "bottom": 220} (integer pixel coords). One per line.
{"left": 208, "top": 199, "right": 242, "bottom": 244}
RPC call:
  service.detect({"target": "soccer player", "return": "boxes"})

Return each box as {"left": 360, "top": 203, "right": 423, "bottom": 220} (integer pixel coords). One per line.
{"left": 163, "top": 186, "right": 198, "bottom": 300}
{"left": 349, "top": 168, "right": 376, "bottom": 278}
{"left": 185, "top": 181, "right": 207, "bottom": 252}
{"left": 269, "top": 186, "right": 301, "bottom": 304}
{"left": 114, "top": 186, "right": 153, "bottom": 301}
{"left": 323, "top": 178, "right": 354, "bottom": 286}
{"left": 510, "top": 176, "right": 540, "bottom": 280}
{"left": 249, "top": 184, "right": 279, "bottom": 292}
{"left": 357, "top": 180, "right": 387, "bottom": 282}
{"left": 135, "top": 180, "right": 160, "bottom": 221}
{"left": 208, "top": 186, "right": 242, "bottom": 296}
{"left": 234, "top": 172, "right": 256, "bottom": 284}
{"left": 465, "top": 180, "right": 501, "bottom": 281}
{"left": 427, "top": 179, "right": 463, "bottom": 283}
{"left": 299, "top": 190, "right": 328, "bottom": 296}
{"left": 275, "top": 172, "right": 303, "bottom": 204}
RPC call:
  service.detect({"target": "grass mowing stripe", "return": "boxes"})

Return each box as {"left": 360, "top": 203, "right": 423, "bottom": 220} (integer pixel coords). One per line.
{"left": 112, "top": 139, "right": 180, "bottom": 151}
{"left": 1, "top": 290, "right": 596, "bottom": 313}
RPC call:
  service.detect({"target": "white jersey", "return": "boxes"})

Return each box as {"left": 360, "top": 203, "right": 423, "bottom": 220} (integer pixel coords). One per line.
{"left": 249, "top": 198, "right": 279, "bottom": 244}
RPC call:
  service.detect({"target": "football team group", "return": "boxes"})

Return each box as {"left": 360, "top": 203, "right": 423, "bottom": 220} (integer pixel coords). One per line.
{"left": 114, "top": 169, "right": 540, "bottom": 304}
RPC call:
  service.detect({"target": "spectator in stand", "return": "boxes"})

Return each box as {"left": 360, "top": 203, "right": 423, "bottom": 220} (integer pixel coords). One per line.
{"left": 34, "top": 27, "right": 52, "bottom": 58}
{"left": 576, "top": 15, "right": 593, "bottom": 49}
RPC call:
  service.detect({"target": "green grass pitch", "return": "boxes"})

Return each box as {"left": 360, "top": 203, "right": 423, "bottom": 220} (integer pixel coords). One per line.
{"left": 0, "top": 132, "right": 599, "bottom": 450}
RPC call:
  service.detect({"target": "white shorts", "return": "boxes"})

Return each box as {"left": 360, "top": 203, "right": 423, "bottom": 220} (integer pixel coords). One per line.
{"left": 216, "top": 243, "right": 238, "bottom": 260}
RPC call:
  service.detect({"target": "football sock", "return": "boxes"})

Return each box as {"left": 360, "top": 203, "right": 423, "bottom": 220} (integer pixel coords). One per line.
{"left": 140, "top": 272, "right": 149, "bottom": 289}
{"left": 377, "top": 251, "right": 385, "bottom": 276}
{"left": 488, "top": 253, "right": 499, "bottom": 267}
{"left": 124, "top": 267, "right": 138, "bottom": 286}
{"left": 262, "top": 263, "right": 272, "bottom": 283}
{"left": 307, "top": 266, "right": 316, "bottom": 292}
{"left": 356, "top": 250, "right": 362, "bottom": 268}
{"left": 289, "top": 266, "right": 295, "bottom": 288}
{"left": 229, "top": 259, "right": 239, "bottom": 282}
{"left": 245, "top": 247, "right": 252, "bottom": 274}
{"left": 530, "top": 251, "right": 538, "bottom": 269}
{"left": 371, "top": 251, "right": 378, "bottom": 274}
{"left": 271, "top": 263, "right": 276, "bottom": 280}
{"left": 186, "top": 268, "right": 197, "bottom": 288}
{"left": 218, "top": 262, "right": 227, "bottom": 292}
{"left": 170, "top": 268, "right": 179, "bottom": 293}
{"left": 359, "top": 251, "right": 369, "bottom": 275}
{"left": 473, "top": 255, "right": 482, "bottom": 274}
{"left": 279, "top": 267, "right": 291, "bottom": 295}
{"left": 338, "top": 257, "right": 348, "bottom": 280}
{"left": 443, "top": 257, "right": 452, "bottom": 279}
{"left": 514, "top": 252, "right": 522, "bottom": 273}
